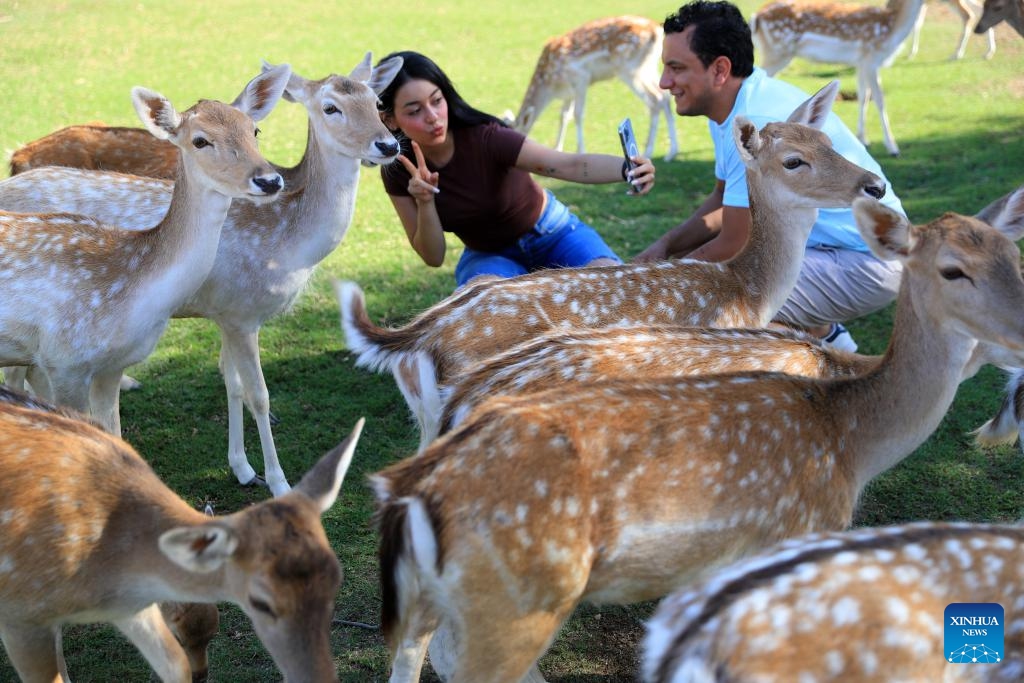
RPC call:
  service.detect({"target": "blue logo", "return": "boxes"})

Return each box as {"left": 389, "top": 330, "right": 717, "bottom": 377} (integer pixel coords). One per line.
{"left": 945, "top": 603, "right": 1004, "bottom": 663}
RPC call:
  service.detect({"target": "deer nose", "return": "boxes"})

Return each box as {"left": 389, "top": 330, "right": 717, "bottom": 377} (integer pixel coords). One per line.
{"left": 253, "top": 175, "right": 283, "bottom": 195}
{"left": 864, "top": 182, "right": 886, "bottom": 200}
{"left": 376, "top": 140, "right": 400, "bottom": 157}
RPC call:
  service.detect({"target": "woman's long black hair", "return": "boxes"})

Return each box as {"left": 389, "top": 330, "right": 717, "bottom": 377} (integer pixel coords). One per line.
{"left": 376, "top": 51, "right": 506, "bottom": 132}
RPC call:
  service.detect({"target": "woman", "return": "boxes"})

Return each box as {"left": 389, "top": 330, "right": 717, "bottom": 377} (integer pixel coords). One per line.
{"left": 377, "top": 51, "right": 656, "bottom": 287}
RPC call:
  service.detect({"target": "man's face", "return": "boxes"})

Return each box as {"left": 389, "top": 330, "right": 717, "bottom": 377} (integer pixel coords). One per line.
{"left": 659, "top": 26, "right": 716, "bottom": 118}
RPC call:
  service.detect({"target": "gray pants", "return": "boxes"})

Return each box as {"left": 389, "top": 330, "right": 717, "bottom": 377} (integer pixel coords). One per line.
{"left": 773, "top": 246, "right": 903, "bottom": 329}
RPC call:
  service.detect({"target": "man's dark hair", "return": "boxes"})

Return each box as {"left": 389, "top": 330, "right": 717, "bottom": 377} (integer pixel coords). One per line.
{"left": 664, "top": 1, "right": 755, "bottom": 77}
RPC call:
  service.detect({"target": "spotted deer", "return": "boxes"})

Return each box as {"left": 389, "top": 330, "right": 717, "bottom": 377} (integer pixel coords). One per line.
{"left": 0, "top": 66, "right": 289, "bottom": 437}
{"left": 431, "top": 187, "right": 1024, "bottom": 445}
{"left": 0, "top": 385, "right": 364, "bottom": 683}
{"left": 643, "top": 521, "right": 1024, "bottom": 682}
{"left": 907, "top": 0, "right": 997, "bottom": 60}
{"left": 0, "top": 53, "right": 402, "bottom": 496}
{"left": 750, "top": 0, "right": 925, "bottom": 156}
{"left": 371, "top": 196, "right": 1024, "bottom": 683}
{"left": 975, "top": 0, "right": 1024, "bottom": 36}
{"left": 338, "top": 80, "right": 889, "bottom": 451}
{"left": 9, "top": 124, "right": 179, "bottom": 179}
{"left": 508, "top": 15, "right": 679, "bottom": 161}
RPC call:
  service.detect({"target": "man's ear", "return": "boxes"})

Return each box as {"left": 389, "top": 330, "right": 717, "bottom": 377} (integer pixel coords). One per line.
{"left": 711, "top": 56, "right": 732, "bottom": 85}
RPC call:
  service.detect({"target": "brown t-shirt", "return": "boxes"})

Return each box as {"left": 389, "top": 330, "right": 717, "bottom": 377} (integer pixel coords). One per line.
{"left": 381, "top": 122, "right": 545, "bottom": 252}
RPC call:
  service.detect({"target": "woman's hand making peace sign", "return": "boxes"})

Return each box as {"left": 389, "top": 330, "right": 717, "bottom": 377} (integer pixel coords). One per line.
{"left": 397, "top": 140, "right": 440, "bottom": 204}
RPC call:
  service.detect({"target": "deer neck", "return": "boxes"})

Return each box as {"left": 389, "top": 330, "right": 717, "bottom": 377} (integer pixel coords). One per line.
{"left": 727, "top": 170, "right": 818, "bottom": 324}
{"left": 834, "top": 281, "right": 978, "bottom": 492}
{"left": 271, "top": 119, "right": 362, "bottom": 262}
{"left": 142, "top": 159, "right": 232, "bottom": 286}
{"left": 888, "top": 0, "right": 927, "bottom": 40}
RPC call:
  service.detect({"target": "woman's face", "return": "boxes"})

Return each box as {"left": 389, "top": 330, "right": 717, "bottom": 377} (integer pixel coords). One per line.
{"left": 386, "top": 78, "right": 449, "bottom": 148}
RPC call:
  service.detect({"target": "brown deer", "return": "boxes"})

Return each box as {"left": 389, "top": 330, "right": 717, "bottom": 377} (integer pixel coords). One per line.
{"left": 337, "top": 80, "right": 888, "bottom": 451}
{"left": 643, "top": 521, "right": 1024, "bottom": 682}
{"left": 0, "top": 54, "right": 402, "bottom": 495}
{"left": 750, "top": 0, "right": 925, "bottom": 156}
{"left": 428, "top": 187, "right": 1024, "bottom": 445}
{"left": 371, "top": 196, "right": 1024, "bottom": 683}
{"left": 0, "top": 385, "right": 364, "bottom": 682}
{"left": 906, "top": 0, "right": 997, "bottom": 60}
{"left": 0, "top": 67, "right": 289, "bottom": 437}
{"left": 507, "top": 15, "right": 679, "bottom": 161}
{"left": 9, "top": 124, "right": 179, "bottom": 179}
{"left": 975, "top": 0, "right": 1024, "bottom": 35}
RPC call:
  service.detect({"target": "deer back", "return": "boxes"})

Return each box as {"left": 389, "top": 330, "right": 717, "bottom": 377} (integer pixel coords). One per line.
{"left": 9, "top": 124, "right": 179, "bottom": 179}
{"left": 644, "top": 521, "right": 1024, "bottom": 682}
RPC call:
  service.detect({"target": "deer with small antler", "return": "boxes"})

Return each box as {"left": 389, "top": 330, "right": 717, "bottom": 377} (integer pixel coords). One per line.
{"left": 0, "top": 66, "right": 290, "bottom": 436}
{"left": 371, "top": 193, "right": 1024, "bottom": 683}
{"left": 0, "top": 385, "right": 364, "bottom": 683}
{"left": 337, "top": 80, "right": 891, "bottom": 452}
{"left": 643, "top": 520, "right": 1024, "bottom": 682}
{"left": 0, "top": 53, "right": 402, "bottom": 496}
{"left": 508, "top": 15, "right": 679, "bottom": 161}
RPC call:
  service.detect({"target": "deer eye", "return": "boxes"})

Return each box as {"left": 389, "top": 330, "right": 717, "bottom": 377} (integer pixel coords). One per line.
{"left": 249, "top": 597, "right": 277, "bottom": 618}
{"left": 782, "top": 158, "right": 803, "bottom": 170}
{"left": 324, "top": 103, "right": 340, "bottom": 115}
{"left": 940, "top": 266, "right": 968, "bottom": 281}
{"left": 192, "top": 136, "right": 211, "bottom": 149}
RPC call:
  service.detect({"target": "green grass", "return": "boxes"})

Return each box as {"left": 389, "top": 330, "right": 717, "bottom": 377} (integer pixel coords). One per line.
{"left": 1, "top": 0, "right": 1023, "bottom": 680}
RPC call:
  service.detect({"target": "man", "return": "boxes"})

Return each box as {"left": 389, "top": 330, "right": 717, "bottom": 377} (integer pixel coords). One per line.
{"left": 634, "top": 0, "right": 906, "bottom": 351}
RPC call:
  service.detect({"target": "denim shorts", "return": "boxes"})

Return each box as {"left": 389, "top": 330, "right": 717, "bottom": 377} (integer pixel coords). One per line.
{"left": 454, "top": 190, "right": 622, "bottom": 286}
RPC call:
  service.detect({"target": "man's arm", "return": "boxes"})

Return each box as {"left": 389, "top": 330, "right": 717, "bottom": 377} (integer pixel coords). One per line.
{"left": 633, "top": 181, "right": 751, "bottom": 263}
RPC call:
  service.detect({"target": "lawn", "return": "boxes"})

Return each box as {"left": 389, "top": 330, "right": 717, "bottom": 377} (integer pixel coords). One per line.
{"left": 0, "top": 0, "right": 1023, "bottom": 680}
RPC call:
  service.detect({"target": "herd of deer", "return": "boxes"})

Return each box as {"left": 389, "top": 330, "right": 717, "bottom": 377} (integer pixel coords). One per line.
{"left": 0, "top": 3, "right": 1023, "bottom": 682}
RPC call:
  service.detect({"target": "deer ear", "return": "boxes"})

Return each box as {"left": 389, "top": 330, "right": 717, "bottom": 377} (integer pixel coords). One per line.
{"left": 853, "top": 197, "right": 915, "bottom": 261}
{"left": 786, "top": 79, "right": 839, "bottom": 130}
{"left": 366, "top": 54, "right": 403, "bottom": 95}
{"left": 262, "top": 59, "right": 304, "bottom": 103}
{"left": 159, "top": 524, "right": 239, "bottom": 573}
{"left": 229, "top": 63, "right": 291, "bottom": 123}
{"left": 131, "top": 87, "right": 181, "bottom": 141}
{"left": 349, "top": 51, "right": 374, "bottom": 84}
{"left": 292, "top": 418, "right": 365, "bottom": 513}
{"left": 975, "top": 186, "right": 1024, "bottom": 241}
{"left": 733, "top": 115, "right": 760, "bottom": 162}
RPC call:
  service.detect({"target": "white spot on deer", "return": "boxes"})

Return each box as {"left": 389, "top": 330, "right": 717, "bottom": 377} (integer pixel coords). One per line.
{"left": 831, "top": 596, "right": 860, "bottom": 626}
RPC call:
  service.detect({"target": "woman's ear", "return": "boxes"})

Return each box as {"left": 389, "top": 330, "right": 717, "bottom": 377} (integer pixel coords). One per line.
{"left": 381, "top": 111, "right": 399, "bottom": 132}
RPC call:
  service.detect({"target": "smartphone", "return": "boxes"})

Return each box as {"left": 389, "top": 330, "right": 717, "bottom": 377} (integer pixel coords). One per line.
{"left": 617, "top": 118, "right": 642, "bottom": 192}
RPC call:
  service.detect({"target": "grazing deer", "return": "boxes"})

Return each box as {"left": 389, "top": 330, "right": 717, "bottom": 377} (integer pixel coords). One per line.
{"left": 906, "top": 0, "right": 997, "bottom": 60}
{"left": 0, "top": 67, "right": 289, "bottom": 436}
{"left": 975, "top": 0, "right": 1024, "bottom": 36}
{"left": 643, "top": 521, "right": 1024, "bottom": 682}
{"left": 0, "top": 53, "right": 402, "bottom": 495}
{"left": 371, "top": 196, "right": 1024, "bottom": 683}
{"left": 337, "top": 80, "right": 888, "bottom": 451}
{"left": 0, "top": 385, "right": 364, "bottom": 683}
{"left": 750, "top": 0, "right": 925, "bottom": 156}
{"left": 433, "top": 187, "right": 1024, "bottom": 445}
{"left": 9, "top": 124, "right": 179, "bottom": 179}
{"left": 508, "top": 15, "right": 679, "bottom": 161}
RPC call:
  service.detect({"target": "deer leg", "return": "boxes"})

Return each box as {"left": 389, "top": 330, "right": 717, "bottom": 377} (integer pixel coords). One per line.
{"left": 951, "top": 0, "right": 974, "bottom": 59}
{"left": 90, "top": 369, "right": 123, "bottom": 437}
{"left": 862, "top": 68, "right": 899, "bottom": 156}
{"left": 160, "top": 601, "right": 219, "bottom": 682}
{"left": 219, "top": 325, "right": 289, "bottom": 495}
{"left": 447, "top": 607, "right": 568, "bottom": 683}
{"left": 113, "top": 603, "right": 192, "bottom": 683}
{"left": 571, "top": 85, "right": 588, "bottom": 154}
{"left": 659, "top": 94, "right": 680, "bottom": 161}
{"left": 0, "top": 622, "right": 65, "bottom": 683}
{"left": 907, "top": 3, "right": 927, "bottom": 59}
{"left": 553, "top": 100, "right": 572, "bottom": 152}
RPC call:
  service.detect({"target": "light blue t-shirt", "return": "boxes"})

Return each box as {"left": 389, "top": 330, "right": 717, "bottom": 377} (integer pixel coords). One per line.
{"left": 710, "top": 68, "right": 905, "bottom": 252}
